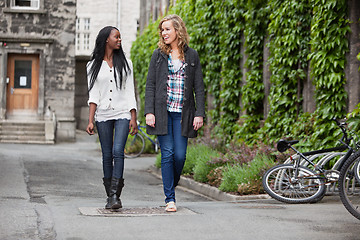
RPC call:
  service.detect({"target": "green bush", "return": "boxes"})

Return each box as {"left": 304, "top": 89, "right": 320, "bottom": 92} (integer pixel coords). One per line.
{"left": 192, "top": 145, "right": 220, "bottom": 182}
{"left": 155, "top": 153, "right": 161, "bottom": 168}
{"left": 154, "top": 138, "right": 278, "bottom": 195}
{"left": 219, "top": 154, "right": 276, "bottom": 194}
{"left": 181, "top": 146, "right": 197, "bottom": 175}
{"left": 154, "top": 145, "right": 197, "bottom": 173}
{"left": 154, "top": 144, "right": 219, "bottom": 179}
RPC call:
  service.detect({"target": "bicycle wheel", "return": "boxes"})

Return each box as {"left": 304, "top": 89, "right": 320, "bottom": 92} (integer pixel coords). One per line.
{"left": 124, "top": 133, "right": 145, "bottom": 158}
{"left": 263, "top": 164, "right": 326, "bottom": 204}
{"left": 339, "top": 150, "right": 360, "bottom": 220}
{"left": 154, "top": 138, "right": 160, "bottom": 153}
{"left": 354, "top": 157, "right": 360, "bottom": 184}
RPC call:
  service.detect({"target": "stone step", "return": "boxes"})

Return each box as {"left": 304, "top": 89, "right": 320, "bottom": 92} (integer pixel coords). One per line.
{"left": 0, "top": 130, "right": 45, "bottom": 136}
{"left": 0, "top": 120, "right": 54, "bottom": 144}
{"left": 0, "top": 124, "right": 45, "bottom": 135}
{"left": 0, "top": 139, "right": 54, "bottom": 144}
{"left": 0, "top": 121, "right": 45, "bottom": 127}
{"left": 0, "top": 134, "right": 45, "bottom": 140}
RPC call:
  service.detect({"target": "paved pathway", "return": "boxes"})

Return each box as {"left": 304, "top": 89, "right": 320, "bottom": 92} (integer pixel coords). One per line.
{"left": 0, "top": 130, "right": 359, "bottom": 240}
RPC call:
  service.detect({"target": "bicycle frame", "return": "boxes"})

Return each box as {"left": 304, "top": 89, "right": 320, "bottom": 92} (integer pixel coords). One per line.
{"left": 288, "top": 143, "right": 353, "bottom": 175}
{"left": 124, "top": 125, "right": 160, "bottom": 158}
{"left": 137, "top": 126, "right": 158, "bottom": 147}
{"left": 279, "top": 119, "right": 357, "bottom": 182}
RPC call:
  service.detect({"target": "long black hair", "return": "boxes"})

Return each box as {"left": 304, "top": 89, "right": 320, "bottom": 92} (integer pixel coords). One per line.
{"left": 88, "top": 26, "right": 130, "bottom": 92}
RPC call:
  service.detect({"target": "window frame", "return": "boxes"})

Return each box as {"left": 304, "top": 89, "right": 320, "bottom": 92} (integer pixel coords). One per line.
{"left": 75, "top": 17, "right": 91, "bottom": 53}
{"left": 83, "top": 33, "right": 90, "bottom": 50}
{"left": 10, "top": 0, "right": 40, "bottom": 10}
{"left": 4, "top": 0, "right": 45, "bottom": 13}
{"left": 84, "top": 18, "right": 90, "bottom": 31}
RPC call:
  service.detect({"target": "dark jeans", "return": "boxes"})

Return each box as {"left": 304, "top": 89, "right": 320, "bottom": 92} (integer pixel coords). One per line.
{"left": 96, "top": 119, "right": 129, "bottom": 179}
{"left": 158, "top": 111, "right": 188, "bottom": 203}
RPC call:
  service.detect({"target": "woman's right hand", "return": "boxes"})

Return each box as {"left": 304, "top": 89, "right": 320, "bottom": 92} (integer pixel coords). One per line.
{"left": 146, "top": 113, "right": 156, "bottom": 128}
{"left": 86, "top": 122, "right": 95, "bottom": 135}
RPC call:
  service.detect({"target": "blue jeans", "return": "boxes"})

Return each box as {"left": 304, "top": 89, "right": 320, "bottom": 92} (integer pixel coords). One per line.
{"left": 158, "top": 111, "right": 188, "bottom": 203}
{"left": 96, "top": 119, "right": 129, "bottom": 179}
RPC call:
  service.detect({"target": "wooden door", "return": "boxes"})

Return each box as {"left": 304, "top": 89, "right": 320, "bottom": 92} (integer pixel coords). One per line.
{"left": 6, "top": 54, "right": 39, "bottom": 114}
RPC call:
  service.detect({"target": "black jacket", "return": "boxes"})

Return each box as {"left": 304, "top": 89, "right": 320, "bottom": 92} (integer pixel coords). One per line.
{"left": 144, "top": 46, "right": 205, "bottom": 138}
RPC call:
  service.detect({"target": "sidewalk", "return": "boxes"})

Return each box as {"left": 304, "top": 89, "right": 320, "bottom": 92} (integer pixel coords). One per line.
{"left": 1, "top": 130, "right": 360, "bottom": 240}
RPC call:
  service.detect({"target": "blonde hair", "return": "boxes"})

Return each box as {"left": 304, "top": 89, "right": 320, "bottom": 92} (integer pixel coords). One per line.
{"left": 158, "top": 14, "right": 189, "bottom": 60}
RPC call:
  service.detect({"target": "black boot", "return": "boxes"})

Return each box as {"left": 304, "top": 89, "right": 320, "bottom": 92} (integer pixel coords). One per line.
{"left": 102, "top": 178, "right": 111, "bottom": 209}
{"left": 109, "top": 178, "right": 122, "bottom": 209}
{"left": 116, "top": 178, "right": 124, "bottom": 203}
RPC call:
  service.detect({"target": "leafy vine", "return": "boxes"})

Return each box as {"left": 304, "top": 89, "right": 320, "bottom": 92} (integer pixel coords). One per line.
{"left": 308, "top": 0, "right": 350, "bottom": 146}
{"left": 218, "top": 0, "right": 245, "bottom": 138}
{"left": 130, "top": 0, "right": 355, "bottom": 148}
{"left": 238, "top": 0, "right": 269, "bottom": 141}
{"left": 259, "top": 0, "right": 312, "bottom": 141}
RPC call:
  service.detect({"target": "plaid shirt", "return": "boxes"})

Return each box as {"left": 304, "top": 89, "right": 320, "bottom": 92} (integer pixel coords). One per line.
{"left": 167, "top": 54, "right": 187, "bottom": 112}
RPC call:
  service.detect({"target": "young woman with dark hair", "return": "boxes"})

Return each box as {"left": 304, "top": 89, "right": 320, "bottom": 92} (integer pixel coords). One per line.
{"left": 145, "top": 15, "right": 205, "bottom": 212}
{"left": 86, "top": 26, "right": 138, "bottom": 210}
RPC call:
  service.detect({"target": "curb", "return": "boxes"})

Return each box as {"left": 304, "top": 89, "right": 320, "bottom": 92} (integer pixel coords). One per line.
{"left": 148, "top": 165, "right": 270, "bottom": 202}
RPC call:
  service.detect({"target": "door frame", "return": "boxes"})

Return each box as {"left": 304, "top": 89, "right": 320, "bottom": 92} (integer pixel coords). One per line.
{"left": 6, "top": 53, "right": 39, "bottom": 117}
{"left": 0, "top": 50, "right": 45, "bottom": 120}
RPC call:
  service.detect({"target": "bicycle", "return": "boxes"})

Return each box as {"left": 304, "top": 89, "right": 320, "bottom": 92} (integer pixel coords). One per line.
{"left": 124, "top": 124, "right": 160, "bottom": 158}
{"left": 338, "top": 144, "right": 360, "bottom": 220}
{"left": 262, "top": 119, "right": 359, "bottom": 204}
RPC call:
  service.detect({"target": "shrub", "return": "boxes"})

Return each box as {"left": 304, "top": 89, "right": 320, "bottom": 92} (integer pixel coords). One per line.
{"left": 154, "top": 135, "right": 280, "bottom": 195}
{"left": 219, "top": 154, "right": 276, "bottom": 194}
{"left": 155, "top": 153, "right": 161, "bottom": 168}
{"left": 192, "top": 145, "right": 220, "bottom": 182}
{"left": 207, "top": 166, "right": 224, "bottom": 187}
{"left": 208, "top": 140, "right": 276, "bottom": 165}
{"left": 181, "top": 145, "right": 198, "bottom": 175}
{"left": 153, "top": 143, "right": 218, "bottom": 179}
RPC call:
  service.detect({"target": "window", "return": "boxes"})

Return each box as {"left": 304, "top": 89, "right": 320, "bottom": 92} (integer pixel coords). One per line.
{"left": 11, "top": 0, "right": 40, "bottom": 10}
{"left": 84, "top": 18, "right": 90, "bottom": 31}
{"left": 76, "top": 33, "right": 81, "bottom": 51}
{"left": 14, "top": 60, "right": 32, "bottom": 89}
{"left": 76, "top": 17, "right": 91, "bottom": 53}
{"left": 76, "top": 18, "right": 80, "bottom": 31}
{"left": 83, "top": 33, "right": 90, "bottom": 50}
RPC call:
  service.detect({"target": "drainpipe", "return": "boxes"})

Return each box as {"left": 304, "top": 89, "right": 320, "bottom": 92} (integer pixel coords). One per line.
{"left": 117, "top": 0, "right": 121, "bottom": 29}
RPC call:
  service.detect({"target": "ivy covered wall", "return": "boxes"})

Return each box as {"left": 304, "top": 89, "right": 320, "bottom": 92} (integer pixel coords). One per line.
{"left": 131, "top": 0, "right": 360, "bottom": 148}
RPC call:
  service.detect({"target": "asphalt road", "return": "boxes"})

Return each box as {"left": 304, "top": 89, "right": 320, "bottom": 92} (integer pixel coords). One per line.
{"left": 0, "top": 130, "right": 359, "bottom": 240}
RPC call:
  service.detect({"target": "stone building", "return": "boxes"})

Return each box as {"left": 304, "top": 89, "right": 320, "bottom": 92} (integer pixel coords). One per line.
{"left": 139, "top": 0, "right": 175, "bottom": 33}
{"left": 0, "top": 0, "right": 141, "bottom": 143}
{"left": 75, "top": 0, "right": 140, "bottom": 130}
{"left": 0, "top": 0, "right": 76, "bottom": 143}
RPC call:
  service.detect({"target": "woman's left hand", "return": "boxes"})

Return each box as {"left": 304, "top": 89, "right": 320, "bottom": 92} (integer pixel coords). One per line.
{"left": 129, "top": 119, "right": 138, "bottom": 136}
{"left": 193, "top": 116, "right": 204, "bottom": 131}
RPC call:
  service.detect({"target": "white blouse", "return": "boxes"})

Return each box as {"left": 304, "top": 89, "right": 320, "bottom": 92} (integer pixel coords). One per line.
{"left": 87, "top": 59, "right": 137, "bottom": 122}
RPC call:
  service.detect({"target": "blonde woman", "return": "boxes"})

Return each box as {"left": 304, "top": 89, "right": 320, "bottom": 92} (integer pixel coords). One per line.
{"left": 145, "top": 14, "right": 205, "bottom": 212}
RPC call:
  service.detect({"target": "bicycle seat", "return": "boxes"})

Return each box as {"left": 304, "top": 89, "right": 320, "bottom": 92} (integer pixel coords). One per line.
{"left": 277, "top": 139, "right": 299, "bottom": 152}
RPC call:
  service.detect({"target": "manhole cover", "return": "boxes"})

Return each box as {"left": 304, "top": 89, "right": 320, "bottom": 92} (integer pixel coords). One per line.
{"left": 79, "top": 206, "right": 197, "bottom": 217}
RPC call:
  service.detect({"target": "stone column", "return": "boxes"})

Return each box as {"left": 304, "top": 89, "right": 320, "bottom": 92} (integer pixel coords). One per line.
{"left": 263, "top": 37, "right": 271, "bottom": 119}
